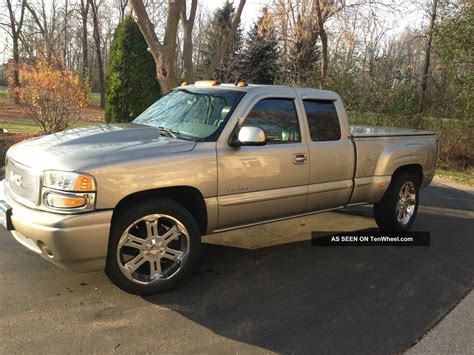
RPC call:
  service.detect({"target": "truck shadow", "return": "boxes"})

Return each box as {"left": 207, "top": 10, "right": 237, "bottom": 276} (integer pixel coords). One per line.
{"left": 143, "top": 184, "right": 473, "bottom": 354}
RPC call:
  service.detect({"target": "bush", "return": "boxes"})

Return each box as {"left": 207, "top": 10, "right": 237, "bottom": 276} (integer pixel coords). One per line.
{"left": 13, "top": 58, "right": 87, "bottom": 134}
{"left": 349, "top": 111, "right": 473, "bottom": 172}
{"left": 105, "top": 16, "right": 161, "bottom": 123}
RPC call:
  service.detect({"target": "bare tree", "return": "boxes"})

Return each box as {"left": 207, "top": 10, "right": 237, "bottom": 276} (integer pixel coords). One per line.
{"left": 79, "top": 0, "right": 90, "bottom": 88}
{"left": 418, "top": 0, "right": 438, "bottom": 114}
{"left": 129, "top": 0, "right": 180, "bottom": 92}
{"left": 130, "top": 0, "right": 246, "bottom": 92}
{"left": 3, "top": 0, "right": 27, "bottom": 100}
{"left": 89, "top": 0, "right": 105, "bottom": 108}
{"left": 180, "top": 0, "right": 197, "bottom": 82}
{"left": 116, "top": 0, "right": 129, "bottom": 21}
{"left": 202, "top": 0, "right": 246, "bottom": 79}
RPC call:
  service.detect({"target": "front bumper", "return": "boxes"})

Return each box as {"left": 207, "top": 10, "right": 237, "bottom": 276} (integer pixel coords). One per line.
{"left": 0, "top": 180, "right": 113, "bottom": 272}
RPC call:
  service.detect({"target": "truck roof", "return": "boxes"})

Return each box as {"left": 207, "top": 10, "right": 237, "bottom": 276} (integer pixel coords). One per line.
{"left": 177, "top": 82, "right": 340, "bottom": 100}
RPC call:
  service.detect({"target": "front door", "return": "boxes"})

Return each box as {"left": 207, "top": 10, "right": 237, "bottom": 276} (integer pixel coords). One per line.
{"left": 216, "top": 96, "right": 309, "bottom": 229}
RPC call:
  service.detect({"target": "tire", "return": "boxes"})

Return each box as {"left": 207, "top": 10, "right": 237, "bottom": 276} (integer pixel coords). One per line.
{"left": 105, "top": 198, "right": 201, "bottom": 295}
{"left": 374, "top": 172, "right": 419, "bottom": 231}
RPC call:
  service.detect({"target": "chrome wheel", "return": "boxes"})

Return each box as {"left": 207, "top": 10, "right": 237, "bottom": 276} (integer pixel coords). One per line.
{"left": 116, "top": 214, "right": 190, "bottom": 285}
{"left": 396, "top": 181, "right": 417, "bottom": 226}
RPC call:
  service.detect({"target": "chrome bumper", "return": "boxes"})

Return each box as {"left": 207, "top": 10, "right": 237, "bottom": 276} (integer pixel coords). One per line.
{"left": 0, "top": 180, "right": 113, "bottom": 272}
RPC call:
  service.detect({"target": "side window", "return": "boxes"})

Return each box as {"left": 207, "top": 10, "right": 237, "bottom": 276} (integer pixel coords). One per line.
{"left": 303, "top": 100, "right": 341, "bottom": 141}
{"left": 242, "top": 98, "right": 301, "bottom": 144}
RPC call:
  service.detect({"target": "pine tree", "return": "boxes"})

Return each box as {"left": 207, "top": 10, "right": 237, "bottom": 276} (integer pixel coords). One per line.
{"left": 199, "top": 1, "right": 243, "bottom": 82}
{"left": 105, "top": 16, "right": 161, "bottom": 123}
{"left": 239, "top": 8, "right": 279, "bottom": 84}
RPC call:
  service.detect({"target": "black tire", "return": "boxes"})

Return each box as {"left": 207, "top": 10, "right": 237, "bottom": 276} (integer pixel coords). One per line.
{"left": 374, "top": 172, "right": 420, "bottom": 231}
{"left": 105, "top": 198, "right": 201, "bottom": 295}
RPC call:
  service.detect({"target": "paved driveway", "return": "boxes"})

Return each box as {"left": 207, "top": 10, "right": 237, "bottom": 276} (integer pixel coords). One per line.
{"left": 0, "top": 182, "right": 473, "bottom": 354}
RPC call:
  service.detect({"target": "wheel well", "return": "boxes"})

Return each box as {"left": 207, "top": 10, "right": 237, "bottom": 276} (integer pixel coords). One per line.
{"left": 393, "top": 164, "right": 423, "bottom": 187}
{"left": 113, "top": 186, "right": 208, "bottom": 235}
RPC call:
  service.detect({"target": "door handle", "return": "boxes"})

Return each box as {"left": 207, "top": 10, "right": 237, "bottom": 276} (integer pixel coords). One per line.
{"left": 293, "top": 153, "right": 308, "bottom": 165}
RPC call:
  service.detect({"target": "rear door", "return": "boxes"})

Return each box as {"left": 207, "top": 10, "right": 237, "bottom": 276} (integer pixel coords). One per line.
{"left": 216, "top": 92, "right": 310, "bottom": 229}
{"left": 299, "top": 98, "right": 355, "bottom": 211}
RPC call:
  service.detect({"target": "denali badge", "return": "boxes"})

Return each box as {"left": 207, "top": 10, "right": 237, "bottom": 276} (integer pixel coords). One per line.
{"left": 9, "top": 171, "right": 22, "bottom": 187}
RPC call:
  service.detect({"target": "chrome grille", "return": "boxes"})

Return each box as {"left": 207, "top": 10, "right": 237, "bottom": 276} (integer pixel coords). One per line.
{"left": 5, "top": 158, "right": 40, "bottom": 204}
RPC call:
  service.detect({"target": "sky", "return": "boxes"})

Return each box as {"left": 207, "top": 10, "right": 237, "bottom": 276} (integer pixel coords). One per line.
{"left": 201, "top": 0, "right": 426, "bottom": 34}
{"left": 1, "top": 0, "right": 427, "bottom": 62}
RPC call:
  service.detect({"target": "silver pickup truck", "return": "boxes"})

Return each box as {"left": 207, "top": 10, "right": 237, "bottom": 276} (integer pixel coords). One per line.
{"left": 0, "top": 82, "right": 438, "bottom": 295}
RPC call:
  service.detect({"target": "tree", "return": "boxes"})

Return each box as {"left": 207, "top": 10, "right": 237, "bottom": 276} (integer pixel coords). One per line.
{"left": 418, "top": 0, "right": 438, "bottom": 114}
{"left": 105, "top": 15, "right": 161, "bottom": 123}
{"left": 89, "top": 0, "right": 106, "bottom": 109}
{"left": 129, "top": 0, "right": 246, "bottom": 91}
{"left": 239, "top": 7, "right": 279, "bottom": 84}
{"left": 15, "top": 58, "right": 88, "bottom": 134}
{"left": 79, "top": 0, "right": 90, "bottom": 89}
{"left": 3, "top": 0, "right": 26, "bottom": 101}
{"left": 201, "top": 0, "right": 245, "bottom": 81}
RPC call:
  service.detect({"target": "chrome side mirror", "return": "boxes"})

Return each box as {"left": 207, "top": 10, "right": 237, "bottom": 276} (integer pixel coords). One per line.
{"left": 231, "top": 126, "right": 267, "bottom": 147}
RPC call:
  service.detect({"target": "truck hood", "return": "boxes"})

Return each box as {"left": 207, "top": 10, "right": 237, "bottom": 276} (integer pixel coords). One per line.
{"left": 7, "top": 123, "right": 196, "bottom": 171}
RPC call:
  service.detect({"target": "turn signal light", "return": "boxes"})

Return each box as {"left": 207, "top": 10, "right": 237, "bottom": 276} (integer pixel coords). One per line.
{"left": 73, "top": 175, "right": 95, "bottom": 191}
{"left": 45, "top": 193, "right": 87, "bottom": 208}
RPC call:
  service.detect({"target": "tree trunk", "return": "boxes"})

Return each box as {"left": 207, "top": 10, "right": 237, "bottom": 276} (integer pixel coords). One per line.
{"left": 80, "top": 0, "right": 89, "bottom": 89}
{"left": 203, "top": 0, "right": 246, "bottom": 79}
{"left": 180, "top": 0, "right": 197, "bottom": 82}
{"left": 6, "top": 0, "right": 26, "bottom": 102}
{"left": 314, "top": 0, "right": 328, "bottom": 89}
{"left": 130, "top": 0, "right": 180, "bottom": 92}
{"left": 89, "top": 0, "right": 105, "bottom": 108}
{"left": 418, "top": 0, "right": 438, "bottom": 114}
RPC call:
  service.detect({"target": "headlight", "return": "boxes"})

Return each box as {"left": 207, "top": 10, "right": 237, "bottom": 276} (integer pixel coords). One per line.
{"left": 42, "top": 171, "right": 96, "bottom": 212}
{"left": 43, "top": 170, "right": 96, "bottom": 191}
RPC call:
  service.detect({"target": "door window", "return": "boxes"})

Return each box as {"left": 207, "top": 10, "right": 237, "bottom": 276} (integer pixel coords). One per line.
{"left": 242, "top": 98, "right": 301, "bottom": 143}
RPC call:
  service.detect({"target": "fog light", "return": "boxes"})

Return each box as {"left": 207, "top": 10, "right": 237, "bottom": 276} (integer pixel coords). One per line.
{"left": 45, "top": 192, "right": 87, "bottom": 208}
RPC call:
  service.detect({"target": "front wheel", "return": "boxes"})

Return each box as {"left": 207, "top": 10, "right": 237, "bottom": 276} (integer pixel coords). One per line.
{"left": 105, "top": 198, "right": 201, "bottom": 295}
{"left": 374, "top": 172, "right": 419, "bottom": 231}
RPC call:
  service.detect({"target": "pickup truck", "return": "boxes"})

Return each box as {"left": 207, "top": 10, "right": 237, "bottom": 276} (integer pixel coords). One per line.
{"left": 0, "top": 81, "right": 438, "bottom": 295}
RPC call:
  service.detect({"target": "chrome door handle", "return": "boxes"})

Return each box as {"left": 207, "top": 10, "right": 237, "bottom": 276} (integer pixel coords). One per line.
{"left": 293, "top": 153, "right": 308, "bottom": 165}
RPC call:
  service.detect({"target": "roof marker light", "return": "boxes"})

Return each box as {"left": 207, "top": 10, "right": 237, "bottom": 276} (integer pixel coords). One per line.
{"left": 195, "top": 80, "right": 220, "bottom": 87}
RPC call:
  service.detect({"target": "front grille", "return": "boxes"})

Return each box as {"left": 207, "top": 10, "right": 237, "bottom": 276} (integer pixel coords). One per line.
{"left": 5, "top": 158, "right": 40, "bottom": 204}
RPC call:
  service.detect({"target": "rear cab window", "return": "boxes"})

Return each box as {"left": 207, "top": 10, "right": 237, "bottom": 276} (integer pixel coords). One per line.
{"left": 303, "top": 100, "right": 341, "bottom": 141}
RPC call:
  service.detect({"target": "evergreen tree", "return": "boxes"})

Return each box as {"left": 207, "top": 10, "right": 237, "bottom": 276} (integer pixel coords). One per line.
{"left": 199, "top": 1, "right": 243, "bottom": 82}
{"left": 239, "top": 8, "right": 279, "bottom": 84}
{"left": 105, "top": 16, "right": 161, "bottom": 123}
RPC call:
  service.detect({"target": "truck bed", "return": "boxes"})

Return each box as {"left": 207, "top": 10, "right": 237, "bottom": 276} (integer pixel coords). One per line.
{"left": 350, "top": 125, "right": 436, "bottom": 138}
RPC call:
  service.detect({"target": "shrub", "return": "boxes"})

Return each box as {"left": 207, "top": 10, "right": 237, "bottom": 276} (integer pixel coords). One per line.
{"left": 14, "top": 58, "right": 87, "bottom": 134}
{"left": 105, "top": 16, "right": 161, "bottom": 123}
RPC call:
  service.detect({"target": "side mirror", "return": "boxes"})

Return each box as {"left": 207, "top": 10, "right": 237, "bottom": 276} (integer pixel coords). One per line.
{"left": 231, "top": 126, "right": 267, "bottom": 147}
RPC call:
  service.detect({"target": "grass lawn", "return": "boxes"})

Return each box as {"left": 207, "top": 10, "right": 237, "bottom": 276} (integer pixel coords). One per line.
{"left": 0, "top": 90, "right": 7, "bottom": 99}
{"left": 436, "top": 167, "right": 474, "bottom": 187}
{"left": 0, "top": 119, "right": 93, "bottom": 133}
{"left": 88, "top": 92, "right": 102, "bottom": 106}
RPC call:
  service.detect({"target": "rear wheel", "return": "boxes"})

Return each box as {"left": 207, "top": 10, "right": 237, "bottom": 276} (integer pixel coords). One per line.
{"left": 105, "top": 198, "right": 201, "bottom": 295}
{"left": 374, "top": 172, "right": 419, "bottom": 231}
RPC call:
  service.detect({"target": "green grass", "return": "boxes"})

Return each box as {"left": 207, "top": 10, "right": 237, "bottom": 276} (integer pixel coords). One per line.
{"left": 88, "top": 92, "right": 102, "bottom": 106}
{"left": 436, "top": 167, "right": 474, "bottom": 187}
{"left": 0, "top": 89, "right": 7, "bottom": 99}
{"left": 0, "top": 119, "right": 94, "bottom": 133}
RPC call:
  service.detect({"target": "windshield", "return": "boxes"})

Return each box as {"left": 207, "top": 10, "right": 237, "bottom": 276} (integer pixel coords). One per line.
{"left": 133, "top": 88, "right": 245, "bottom": 141}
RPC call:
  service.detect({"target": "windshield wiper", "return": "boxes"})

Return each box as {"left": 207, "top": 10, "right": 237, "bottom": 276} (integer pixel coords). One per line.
{"left": 158, "top": 126, "right": 180, "bottom": 139}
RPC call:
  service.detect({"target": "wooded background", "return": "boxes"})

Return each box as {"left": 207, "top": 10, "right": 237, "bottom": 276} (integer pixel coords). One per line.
{"left": 1, "top": 0, "right": 472, "bottom": 171}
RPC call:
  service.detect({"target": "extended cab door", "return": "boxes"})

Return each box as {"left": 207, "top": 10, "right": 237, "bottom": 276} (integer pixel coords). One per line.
{"left": 216, "top": 90, "right": 310, "bottom": 229}
{"left": 297, "top": 93, "right": 355, "bottom": 212}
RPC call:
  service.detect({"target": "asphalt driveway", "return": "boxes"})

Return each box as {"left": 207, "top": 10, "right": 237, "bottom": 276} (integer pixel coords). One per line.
{"left": 0, "top": 181, "right": 473, "bottom": 354}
